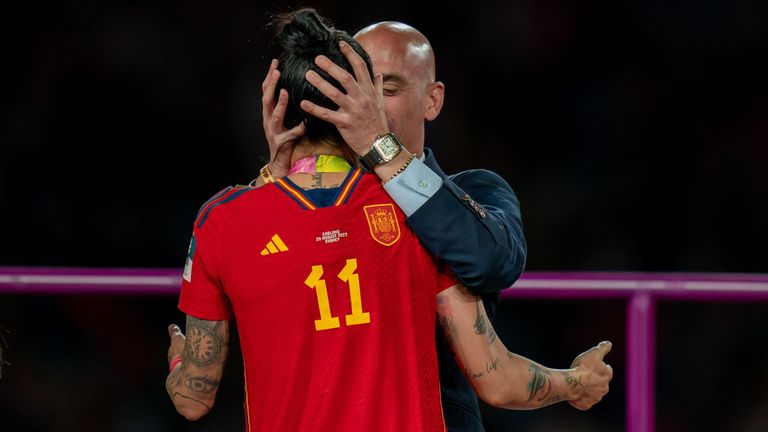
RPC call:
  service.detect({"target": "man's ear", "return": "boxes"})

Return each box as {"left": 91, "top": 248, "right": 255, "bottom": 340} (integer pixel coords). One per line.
{"left": 425, "top": 81, "right": 445, "bottom": 122}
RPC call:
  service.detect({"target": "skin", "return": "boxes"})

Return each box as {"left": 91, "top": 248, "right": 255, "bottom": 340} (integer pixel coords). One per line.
{"left": 167, "top": 21, "right": 613, "bottom": 421}
{"left": 166, "top": 282, "right": 613, "bottom": 419}
{"left": 256, "top": 22, "right": 444, "bottom": 186}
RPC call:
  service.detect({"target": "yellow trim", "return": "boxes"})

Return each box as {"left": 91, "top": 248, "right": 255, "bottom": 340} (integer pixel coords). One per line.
{"left": 277, "top": 179, "right": 317, "bottom": 210}
{"left": 334, "top": 168, "right": 362, "bottom": 206}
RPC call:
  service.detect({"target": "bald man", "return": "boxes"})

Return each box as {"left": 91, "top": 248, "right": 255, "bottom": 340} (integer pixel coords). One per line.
{"left": 258, "top": 22, "right": 526, "bottom": 431}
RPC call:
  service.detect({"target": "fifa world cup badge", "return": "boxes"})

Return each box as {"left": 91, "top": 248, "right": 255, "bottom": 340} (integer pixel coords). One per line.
{"left": 364, "top": 204, "right": 401, "bottom": 246}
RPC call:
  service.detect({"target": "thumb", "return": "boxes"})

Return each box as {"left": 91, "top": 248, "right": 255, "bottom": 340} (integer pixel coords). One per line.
{"left": 168, "top": 324, "right": 183, "bottom": 339}
{"left": 596, "top": 340, "right": 612, "bottom": 357}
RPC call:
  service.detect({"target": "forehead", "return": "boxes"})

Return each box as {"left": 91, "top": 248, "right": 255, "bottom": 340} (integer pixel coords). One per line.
{"left": 357, "top": 31, "right": 430, "bottom": 82}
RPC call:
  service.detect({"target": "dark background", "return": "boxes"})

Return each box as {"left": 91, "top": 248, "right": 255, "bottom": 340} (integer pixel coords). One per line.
{"left": 1, "top": 0, "right": 767, "bottom": 431}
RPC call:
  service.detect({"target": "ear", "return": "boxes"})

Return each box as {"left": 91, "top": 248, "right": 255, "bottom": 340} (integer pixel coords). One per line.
{"left": 424, "top": 81, "right": 445, "bottom": 122}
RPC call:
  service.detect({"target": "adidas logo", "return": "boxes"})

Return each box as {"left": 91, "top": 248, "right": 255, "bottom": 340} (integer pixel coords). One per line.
{"left": 260, "top": 234, "right": 289, "bottom": 256}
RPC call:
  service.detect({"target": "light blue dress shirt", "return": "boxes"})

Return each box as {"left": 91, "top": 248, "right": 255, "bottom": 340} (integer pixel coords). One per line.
{"left": 383, "top": 155, "right": 443, "bottom": 216}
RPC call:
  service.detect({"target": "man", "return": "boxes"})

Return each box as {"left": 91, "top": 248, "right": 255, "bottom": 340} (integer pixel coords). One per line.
{"left": 259, "top": 21, "right": 527, "bottom": 431}
{"left": 164, "top": 10, "right": 612, "bottom": 429}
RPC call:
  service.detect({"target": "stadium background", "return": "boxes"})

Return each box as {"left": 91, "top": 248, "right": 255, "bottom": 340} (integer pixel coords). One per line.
{"left": 1, "top": 0, "right": 767, "bottom": 430}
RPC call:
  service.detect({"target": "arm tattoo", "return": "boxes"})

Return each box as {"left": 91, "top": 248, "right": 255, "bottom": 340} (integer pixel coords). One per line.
{"left": 184, "top": 375, "right": 221, "bottom": 394}
{"left": 565, "top": 372, "right": 582, "bottom": 387}
{"left": 184, "top": 316, "right": 225, "bottom": 368}
{"left": 473, "top": 298, "right": 487, "bottom": 335}
{"left": 172, "top": 392, "right": 212, "bottom": 410}
{"left": 486, "top": 324, "right": 497, "bottom": 345}
{"left": 527, "top": 364, "right": 552, "bottom": 402}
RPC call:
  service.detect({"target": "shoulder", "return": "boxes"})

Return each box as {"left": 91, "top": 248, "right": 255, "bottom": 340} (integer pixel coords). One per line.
{"left": 193, "top": 184, "right": 260, "bottom": 230}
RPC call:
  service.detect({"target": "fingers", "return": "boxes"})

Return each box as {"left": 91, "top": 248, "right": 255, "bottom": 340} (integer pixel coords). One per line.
{"left": 269, "top": 89, "right": 290, "bottom": 129}
{"left": 305, "top": 69, "right": 348, "bottom": 107}
{"left": 283, "top": 122, "right": 306, "bottom": 143}
{"left": 300, "top": 99, "right": 346, "bottom": 126}
{"left": 168, "top": 324, "right": 183, "bottom": 338}
{"left": 597, "top": 340, "right": 613, "bottom": 356}
{"left": 338, "top": 40, "right": 374, "bottom": 91}
{"left": 261, "top": 59, "right": 280, "bottom": 112}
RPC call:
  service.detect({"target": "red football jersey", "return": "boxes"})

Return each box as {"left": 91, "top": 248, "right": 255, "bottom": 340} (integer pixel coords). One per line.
{"left": 179, "top": 168, "right": 455, "bottom": 431}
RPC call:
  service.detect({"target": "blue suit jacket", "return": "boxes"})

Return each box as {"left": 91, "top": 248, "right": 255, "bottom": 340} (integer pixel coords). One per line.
{"left": 407, "top": 148, "right": 527, "bottom": 431}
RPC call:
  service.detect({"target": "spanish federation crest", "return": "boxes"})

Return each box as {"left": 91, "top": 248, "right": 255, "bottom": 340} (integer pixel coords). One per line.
{"left": 364, "top": 204, "right": 401, "bottom": 246}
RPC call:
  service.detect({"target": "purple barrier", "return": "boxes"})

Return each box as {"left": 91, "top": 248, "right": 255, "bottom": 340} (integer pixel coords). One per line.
{"left": 2, "top": 267, "right": 768, "bottom": 432}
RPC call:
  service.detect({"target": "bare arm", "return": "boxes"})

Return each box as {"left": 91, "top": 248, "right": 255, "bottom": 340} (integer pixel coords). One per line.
{"left": 165, "top": 316, "right": 229, "bottom": 420}
{"left": 436, "top": 285, "right": 613, "bottom": 410}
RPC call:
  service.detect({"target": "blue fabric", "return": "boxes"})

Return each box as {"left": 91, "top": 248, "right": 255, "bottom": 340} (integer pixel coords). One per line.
{"left": 303, "top": 187, "right": 342, "bottom": 208}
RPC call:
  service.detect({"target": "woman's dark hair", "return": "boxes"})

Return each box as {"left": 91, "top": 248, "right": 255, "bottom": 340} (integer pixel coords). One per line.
{"left": 270, "top": 8, "right": 374, "bottom": 143}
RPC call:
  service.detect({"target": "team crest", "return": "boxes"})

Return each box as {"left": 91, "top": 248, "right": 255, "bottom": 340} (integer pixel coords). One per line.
{"left": 364, "top": 204, "right": 401, "bottom": 246}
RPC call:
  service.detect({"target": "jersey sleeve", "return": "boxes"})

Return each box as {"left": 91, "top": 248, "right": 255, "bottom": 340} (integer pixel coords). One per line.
{"left": 178, "top": 222, "right": 233, "bottom": 320}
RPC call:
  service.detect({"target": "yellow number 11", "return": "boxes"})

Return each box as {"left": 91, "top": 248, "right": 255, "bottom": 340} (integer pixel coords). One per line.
{"left": 305, "top": 258, "right": 371, "bottom": 331}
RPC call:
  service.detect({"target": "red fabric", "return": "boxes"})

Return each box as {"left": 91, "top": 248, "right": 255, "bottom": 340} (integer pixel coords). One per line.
{"left": 179, "top": 173, "right": 454, "bottom": 431}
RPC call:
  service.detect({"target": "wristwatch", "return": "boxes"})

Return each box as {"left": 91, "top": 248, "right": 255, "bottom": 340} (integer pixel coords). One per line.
{"left": 359, "top": 133, "right": 403, "bottom": 171}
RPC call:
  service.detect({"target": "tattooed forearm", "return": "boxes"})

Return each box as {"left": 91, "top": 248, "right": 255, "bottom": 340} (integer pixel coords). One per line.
{"left": 527, "top": 364, "right": 552, "bottom": 402}
{"left": 173, "top": 392, "right": 212, "bottom": 410}
{"left": 184, "top": 317, "right": 225, "bottom": 368}
{"left": 486, "top": 325, "right": 497, "bottom": 345}
{"left": 473, "top": 298, "right": 487, "bottom": 335}
{"left": 185, "top": 375, "right": 220, "bottom": 394}
{"left": 464, "top": 367, "right": 485, "bottom": 380}
{"left": 464, "top": 357, "right": 501, "bottom": 381}
{"left": 565, "top": 372, "right": 582, "bottom": 387}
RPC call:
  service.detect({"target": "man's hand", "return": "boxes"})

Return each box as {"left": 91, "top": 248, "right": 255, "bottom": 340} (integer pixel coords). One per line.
{"left": 262, "top": 59, "right": 305, "bottom": 179}
{"left": 167, "top": 324, "right": 185, "bottom": 369}
{"left": 300, "top": 41, "right": 389, "bottom": 155}
{"left": 569, "top": 341, "right": 614, "bottom": 410}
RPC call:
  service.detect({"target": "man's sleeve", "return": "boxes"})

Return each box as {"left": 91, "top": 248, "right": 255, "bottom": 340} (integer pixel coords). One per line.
{"left": 178, "top": 223, "right": 233, "bottom": 321}
{"left": 404, "top": 152, "right": 527, "bottom": 295}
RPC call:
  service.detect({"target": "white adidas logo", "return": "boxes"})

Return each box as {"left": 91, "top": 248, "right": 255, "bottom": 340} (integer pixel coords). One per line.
{"left": 260, "top": 234, "right": 289, "bottom": 256}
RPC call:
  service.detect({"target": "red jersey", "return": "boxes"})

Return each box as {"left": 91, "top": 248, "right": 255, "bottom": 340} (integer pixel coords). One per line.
{"left": 179, "top": 168, "right": 455, "bottom": 431}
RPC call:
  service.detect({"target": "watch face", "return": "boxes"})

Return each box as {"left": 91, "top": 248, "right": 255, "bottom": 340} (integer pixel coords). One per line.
{"left": 376, "top": 136, "right": 401, "bottom": 160}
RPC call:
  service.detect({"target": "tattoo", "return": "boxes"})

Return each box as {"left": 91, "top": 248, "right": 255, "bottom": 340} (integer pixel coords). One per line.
{"left": 565, "top": 373, "right": 582, "bottom": 387}
{"left": 486, "top": 357, "right": 500, "bottom": 373}
{"left": 185, "top": 375, "right": 220, "bottom": 394}
{"left": 486, "top": 325, "right": 497, "bottom": 345}
{"left": 527, "top": 364, "right": 552, "bottom": 402}
{"left": 306, "top": 174, "right": 341, "bottom": 190}
{"left": 506, "top": 351, "right": 515, "bottom": 359}
{"left": 473, "top": 298, "right": 487, "bottom": 335}
{"left": 464, "top": 358, "right": 500, "bottom": 381}
{"left": 464, "top": 367, "right": 485, "bottom": 380}
{"left": 172, "top": 391, "right": 211, "bottom": 410}
{"left": 184, "top": 317, "right": 225, "bottom": 368}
